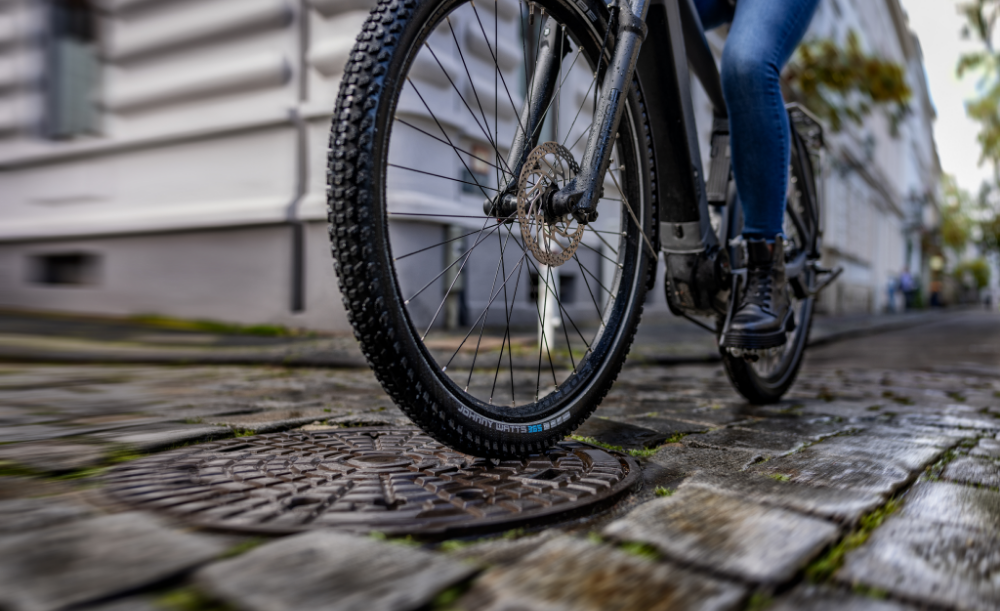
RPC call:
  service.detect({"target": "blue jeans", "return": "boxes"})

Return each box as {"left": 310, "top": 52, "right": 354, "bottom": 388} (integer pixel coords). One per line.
{"left": 694, "top": 0, "right": 820, "bottom": 239}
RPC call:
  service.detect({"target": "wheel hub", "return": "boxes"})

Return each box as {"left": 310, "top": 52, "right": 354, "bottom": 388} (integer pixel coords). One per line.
{"left": 517, "top": 142, "right": 585, "bottom": 267}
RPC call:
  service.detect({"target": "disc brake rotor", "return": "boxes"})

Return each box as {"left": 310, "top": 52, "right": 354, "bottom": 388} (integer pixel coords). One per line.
{"left": 517, "top": 142, "right": 584, "bottom": 267}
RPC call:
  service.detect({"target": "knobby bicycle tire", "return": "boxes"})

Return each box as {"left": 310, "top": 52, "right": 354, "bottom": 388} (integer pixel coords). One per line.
{"left": 328, "top": 0, "right": 656, "bottom": 457}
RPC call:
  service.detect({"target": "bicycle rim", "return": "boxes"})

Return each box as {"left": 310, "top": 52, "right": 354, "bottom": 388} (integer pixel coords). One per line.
{"left": 329, "top": 0, "right": 654, "bottom": 454}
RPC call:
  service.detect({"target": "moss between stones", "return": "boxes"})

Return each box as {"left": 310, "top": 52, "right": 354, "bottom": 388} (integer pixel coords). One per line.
{"left": 804, "top": 497, "right": 902, "bottom": 582}
{"left": 568, "top": 435, "right": 669, "bottom": 459}
{"left": 429, "top": 578, "right": 476, "bottom": 610}
{"left": 156, "top": 587, "right": 234, "bottom": 611}
{"left": 218, "top": 538, "right": 266, "bottom": 560}
{"left": 653, "top": 486, "right": 674, "bottom": 497}
{"left": 743, "top": 592, "right": 773, "bottom": 611}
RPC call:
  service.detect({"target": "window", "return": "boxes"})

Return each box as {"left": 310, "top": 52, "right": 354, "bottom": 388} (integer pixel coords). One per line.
{"left": 47, "top": 0, "right": 100, "bottom": 139}
{"left": 528, "top": 272, "right": 577, "bottom": 304}
{"left": 29, "top": 253, "right": 102, "bottom": 286}
{"left": 461, "top": 144, "right": 494, "bottom": 194}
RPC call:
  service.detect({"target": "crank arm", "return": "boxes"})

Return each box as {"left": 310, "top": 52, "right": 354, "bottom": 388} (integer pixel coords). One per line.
{"left": 551, "top": 0, "right": 651, "bottom": 221}
{"left": 809, "top": 264, "right": 843, "bottom": 297}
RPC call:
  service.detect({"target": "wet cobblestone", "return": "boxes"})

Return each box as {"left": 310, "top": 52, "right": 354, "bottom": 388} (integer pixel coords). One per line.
{"left": 0, "top": 312, "right": 997, "bottom": 610}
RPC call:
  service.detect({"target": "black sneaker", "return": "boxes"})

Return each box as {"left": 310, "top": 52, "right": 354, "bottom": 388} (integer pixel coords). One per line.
{"left": 721, "top": 238, "right": 795, "bottom": 350}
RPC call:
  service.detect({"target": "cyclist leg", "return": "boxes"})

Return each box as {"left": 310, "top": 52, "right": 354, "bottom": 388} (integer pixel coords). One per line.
{"left": 718, "top": 0, "right": 820, "bottom": 349}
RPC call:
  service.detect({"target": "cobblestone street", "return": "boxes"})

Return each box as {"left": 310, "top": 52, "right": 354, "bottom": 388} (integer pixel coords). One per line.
{"left": 0, "top": 310, "right": 998, "bottom": 611}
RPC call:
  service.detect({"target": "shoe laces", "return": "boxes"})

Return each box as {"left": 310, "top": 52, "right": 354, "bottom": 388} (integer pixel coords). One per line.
{"left": 742, "top": 265, "right": 773, "bottom": 308}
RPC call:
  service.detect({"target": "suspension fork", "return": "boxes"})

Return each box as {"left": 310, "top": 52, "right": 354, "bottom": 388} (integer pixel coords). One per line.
{"left": 484, "top": 16, "right": 569, "bottom": 217}
{"left": 551, "top": 0, "right": 650, "bottom": 221}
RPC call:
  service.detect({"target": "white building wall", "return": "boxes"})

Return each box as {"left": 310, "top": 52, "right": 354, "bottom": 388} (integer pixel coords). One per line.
{"left": 0, "top": 0, "right": 940, "bottom": 329}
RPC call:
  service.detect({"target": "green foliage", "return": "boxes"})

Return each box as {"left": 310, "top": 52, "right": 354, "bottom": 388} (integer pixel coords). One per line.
{"left": 767, "top": 473, "right": 791, "bottom": 482}
{"left": 958, "top": 1, "right": 1000, "bottom": 176}
{"left": 941, "top": 175, "right": 977, "bottom": 254}
{"left": 954, "top": 258, "right": 991, "bottom": 289}
{"left": 783, "top": 30, "right": 912, "bottom": 135}
{"left": 654, "top": 486, "right": 674, "bottom": 497}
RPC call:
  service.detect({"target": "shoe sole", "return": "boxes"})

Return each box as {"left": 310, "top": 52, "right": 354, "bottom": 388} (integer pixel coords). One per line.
{"left": 721, "top": 311, "right": 796, "bottom": 350}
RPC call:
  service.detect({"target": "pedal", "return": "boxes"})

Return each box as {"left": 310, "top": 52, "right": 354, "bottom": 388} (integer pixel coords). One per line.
{"left": 706, "top": 117, "right": 730, "bottom": 205}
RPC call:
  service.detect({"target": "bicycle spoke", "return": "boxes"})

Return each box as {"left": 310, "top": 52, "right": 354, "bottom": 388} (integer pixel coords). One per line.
{"left": 584, "top": 225, "right": 619, "bottom": 255}
{"left": 606, "top": 165, "right": 656, "bottom": 257}
{"left": 423, "top": 42, "right": 514, "bottom": 176}
{"left": 403, "top": 78, "right": 499, "bottom": 198}
{"left": 405, "top": 222, "right": 503, "bottom": 304}
{"left": 395, "top": 225, "right": 500, "bottom": 262}
{"left": 445, "top": 16, "right": 513, "bottom": 177}
{"left": 470, "top": 2, "right": 529, "bottom": 145}
{"left": 572, "top": 250, "right": 605, "bottom": 319}
{"left": 396, "top": 118, "right": 510, "bottom": 177}
{"left": 578, "top": 239, "right": 621, "bottom": 267}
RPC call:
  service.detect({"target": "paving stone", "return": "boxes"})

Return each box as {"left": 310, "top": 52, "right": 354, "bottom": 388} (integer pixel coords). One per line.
{"left": 837, "top": 516, "right": 1000, "bottom": 611}
{"left": 446, "top": 531, "right": 560, "bottom": 567}
{"left": 858, "top": 424, "right": 967, "bottom": 448}
{"left": 679, "top": 472, "right": 883, "bottom": 523}
{"left": 80, "top": 597, "right": 163, "bottom": 611}
{"left": 96, "top": 424, "right": 232, "bottom": 451}
{"left": 0, "top": 476, "right": 78, "bottom": 501}
{"left": 970, "top": 437, "right": 1000, "bottom": 458}
{"left": 751, "top": 449, "right": 912, "bottom": 495}
{"left": 902, "top": 413, "right": 1000, "bottom": 432}
{"left": 683, "top": 427, "right": 807, "bottom": 457}
{"left": 196, "top": 531, "right": 476, "bottom": 611}
{"left": 0, "top": 512, "right": 225, "bottom": 611}
{"left": 458, "top": 537, "right": 747, "bottom": 611}
{"left": 603, "top": 487, "right": 840, "bottom": 583}
{"left": 0, "top": 498, "right": 94, "bottom": 535}
{"left": 809, "top": 435, "right": 944, "bottom": 471}
{"left": 942, "top": 456, "right": 1000, "bottom": 488}
{"left": 0, "top": 442, "right": 105, "bottom": 473}
{"left": 573, "top": 418, "right": 669, "bottom": 449}
{"left": 734, "top": 416, "right": 854, "bottom": 441}
{"left": 770, "top": 584, "right": 919, "bottom": 611}
{"left": 642, "top": 445, "right": 760, "bottom": 490}
{"left": 901, "top": 481, "right": 1000, "bottom": 536}
{"left": 619, "top": 415, "right": 710, "bottom": 437}
{"left": 0, "top": 425, "right": 82, "bottom": 443}
{"left": 209, "top": 415, "right": 333, "bottom": 434}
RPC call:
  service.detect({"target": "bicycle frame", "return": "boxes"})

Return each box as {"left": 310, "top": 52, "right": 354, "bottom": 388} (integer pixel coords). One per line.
{"left": 497, "top": 0, "right": 830, "bottom": 323}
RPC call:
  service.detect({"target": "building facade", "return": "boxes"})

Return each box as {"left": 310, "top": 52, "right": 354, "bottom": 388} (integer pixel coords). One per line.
{"left": 0, "top": 0, "right": 940, "bottom": 330}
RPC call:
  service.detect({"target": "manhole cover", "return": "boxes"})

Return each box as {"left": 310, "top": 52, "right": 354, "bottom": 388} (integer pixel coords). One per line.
{"left": 104, "top": 428, "right": 638, "bottom": 537}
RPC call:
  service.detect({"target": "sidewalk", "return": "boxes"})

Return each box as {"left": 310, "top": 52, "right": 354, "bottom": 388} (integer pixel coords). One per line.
{"left": 629, "top": 308, "right": 950, "bottom": 365}
{"left": 0, "top": 307, "right": 951, "bottom": 368}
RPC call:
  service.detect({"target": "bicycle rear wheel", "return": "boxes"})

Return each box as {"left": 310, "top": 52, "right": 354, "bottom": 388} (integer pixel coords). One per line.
{"left": 328, "top": 0, "right": 656, "bottom": 456}
{"left": 721, "top": 134, "right": 818, "bottom": 404}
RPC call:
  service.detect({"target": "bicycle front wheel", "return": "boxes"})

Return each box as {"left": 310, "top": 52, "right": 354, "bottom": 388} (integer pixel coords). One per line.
{"left": 329, "top": 0, "right": 655, "bottom": 457}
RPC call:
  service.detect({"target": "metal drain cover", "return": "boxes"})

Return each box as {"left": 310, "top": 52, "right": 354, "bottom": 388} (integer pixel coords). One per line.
{"left": 104, "top": 428, "right": 639, "bottom": 537}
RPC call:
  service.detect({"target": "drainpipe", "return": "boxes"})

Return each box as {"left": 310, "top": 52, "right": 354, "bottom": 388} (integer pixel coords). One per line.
{"left": 287, "top": 0, "right": 310, "bottom": 313}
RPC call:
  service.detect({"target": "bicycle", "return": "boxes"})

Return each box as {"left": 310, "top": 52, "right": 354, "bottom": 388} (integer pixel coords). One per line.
{"left": 328, "top": 0, "right": 842, "bottom": 457}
